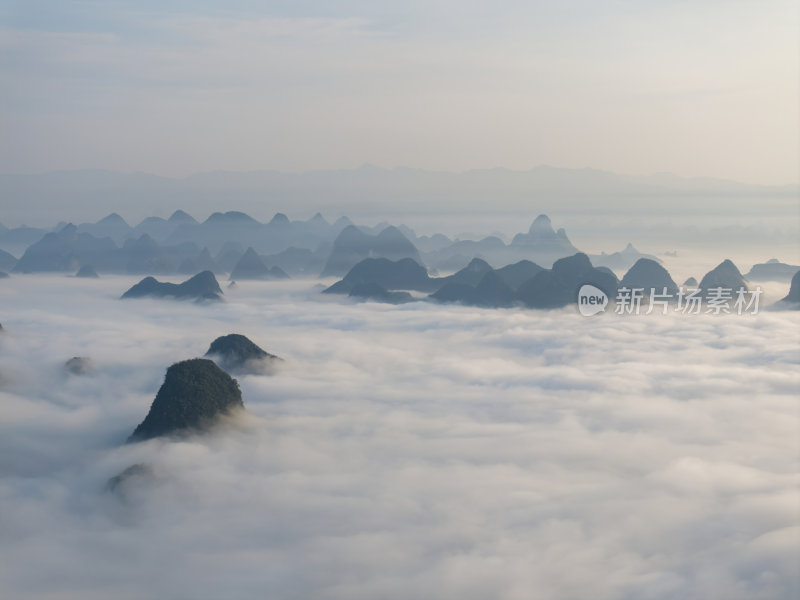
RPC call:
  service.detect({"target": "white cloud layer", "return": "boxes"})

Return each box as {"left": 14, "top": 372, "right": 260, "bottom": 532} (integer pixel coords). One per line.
{"left": 0, "top": 275, "right": 798, "bottom": 599}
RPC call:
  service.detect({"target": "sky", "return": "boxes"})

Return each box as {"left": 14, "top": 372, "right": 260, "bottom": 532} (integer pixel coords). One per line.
{"left": 1, "top": 0, "right": 798, "bottom": 184}
{"left": 0, "top": 275, "right": 798, "bottom": 599}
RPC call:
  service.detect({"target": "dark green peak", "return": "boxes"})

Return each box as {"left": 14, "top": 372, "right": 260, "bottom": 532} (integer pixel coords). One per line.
{"left": 128, "top": 358, "right": 243, "bottom": 442}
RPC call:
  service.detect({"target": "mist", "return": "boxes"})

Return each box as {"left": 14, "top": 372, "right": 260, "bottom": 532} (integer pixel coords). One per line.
{"left": 0, "top": 274, "right": 797, "bottom": 599}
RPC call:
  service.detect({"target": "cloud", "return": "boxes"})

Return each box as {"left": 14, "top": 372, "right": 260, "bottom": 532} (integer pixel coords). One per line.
{"left": 0, "top": 274, "right": 798, "bottom": 598}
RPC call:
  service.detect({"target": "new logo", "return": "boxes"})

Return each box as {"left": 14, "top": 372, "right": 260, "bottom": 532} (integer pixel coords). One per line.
{"left": 577, "top": 284, "right": 608, "bottom": 316}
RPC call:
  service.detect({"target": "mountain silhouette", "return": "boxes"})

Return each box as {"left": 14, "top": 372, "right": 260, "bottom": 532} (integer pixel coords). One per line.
{"left": 128, "top": 358, "right": 244, "bottom": 442}
{"left": 205, "top": 334, "right": 282, "bottom": 374}
{"left": 510, "top": 214, "right": 579, "bottom": 256}
{"left": 516, "top": 253, "right": 618, "bottom": 309}
{"left": 745, "top": 259, "right": 800, "bottom": 282}
{"left": 75, "top": 264, "right": 99, "bottom": 278}
{"left": 320, "top": 225, "right": 423, "bottom": 277}
{"left": 493, "top": 260, "right": 545, "bottom": 290}
{"left": 431, "top": 270, "right": 516, "bottom": 308}
{"left": 324, "top": 257, "right": 434, "bottom": 294}
{"left": 780, "top": 271, "right": 800, "bottom": 305}
{"left": 0, "top": 249, "right": 17, "bottom": 272}
{"left": 698, "top": 260, "right": 748, "bottom": 297}
{"left": 177, "top": 247, "right": 219, "bottom": 274}
{"left": 229, "top": 247, "right": 289, "bottom": 280}
{"left": 121, "top": 271, "right": 223, "bottom": 301}
{"left": 620, "top": 258, "right": 678, "bottom": 295}
{"left": 591, "top": 243, "right": 661, "bottom": 272}
{"left": 64, "top": 356, "right": 94, "bottom": 375}
{"left": 348, "top": 281, "right": 414, "bottom": 304}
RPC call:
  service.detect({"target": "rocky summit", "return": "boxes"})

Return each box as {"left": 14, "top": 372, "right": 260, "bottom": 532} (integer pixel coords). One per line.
{"left": 205, "top": 334, "right": 282, "bottom": 374}
{"left": 128, "top": 358, "right": 243, "bottom": 442}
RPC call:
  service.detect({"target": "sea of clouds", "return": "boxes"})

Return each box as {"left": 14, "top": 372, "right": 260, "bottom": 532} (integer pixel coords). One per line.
{"left": 0, "top": 274, "right": 798, "bottom": 599}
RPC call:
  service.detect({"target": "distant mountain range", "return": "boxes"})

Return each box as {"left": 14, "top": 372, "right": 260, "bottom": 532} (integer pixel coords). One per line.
{"left": 3, "top": 207, "right": 799, "bottom": 291}
{"left": 2, "top": 210, "right": 674, "bottom": 279}
{"left": 1, "top": 165, "right": 795, "bottom": 229}
{"left": 323, "top": 253, "right": 766, "bottom": 310}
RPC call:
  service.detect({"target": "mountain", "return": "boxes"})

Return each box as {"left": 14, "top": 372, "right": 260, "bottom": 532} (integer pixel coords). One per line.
{"left": 510, "top": 214, "right": 579, "bottom": 255}
{"left": 106, "top": 463, "right": 154, "bottom": 496}
{"left": 123, "top": 234, "right": 175, "bottom": 274}
{"left": 163, "top": 210, "right": 346, "bottom": 257}
{"left": 439, "top": 258, "right": 494, "bottom": 287}
{"left": 64, "top": 356, "right": 94, "bottom": 375}
{"left": 745, "top": 259, "right": 800, "bottom": 282}
{"left": 268, "top": 212, "right": 290, "bottom": 226}
{"left": 620, "top": 258, "right": 678, "bottom": 295}
{"left": 493, "top": 260, "right": 545, "bottom": 290}
{"left": 205, "top": 334, "right": 282, "bottom": 374}
{"left": 215, "top": 243, "right": 245, "bottom": 272}
{"left": 307, "top": 212, "right": 328, "bottom": 227}
{"left": 347, "top": 281, "right": 414, "bottom": 304}
{"left": 77, "top": 213, "right": 133, "bottom": 243}
{"left": 12, "top": 224, "right": 119, "bottom": 273}
{"left": 779, "top": 271, "right": 800, "bottom": 305}
{"left": 177, "top": 247, "right": 219, "bottom": 275}
{"left": 431, "top": 270, "right": 516, "bottom": 308}
{"left": 591, "top": 243, "right": 661, "bottom": 272}
{"left": 0, "top": 224, "right": 48, "bottom": 256}
{"left": 2, "top": 168, "right": 795, "bottom": 232}
{"left": 229, "top": 247, "right": 289, "bottom": 280}
{"left": 121, "top": 270, "right": 223, "bottom": 301}
{"left": 516, "top": 253, "right": 619, "bottom": 309}
{"left": 229, "top": 247, "right": 268, "bottom": 280}
{"left": 423, "top": 215, "right": 581, "bottom": 271}
{"left": 325, "top": 256, "right": 543, "bottom": 300}
{"left": 128, "top": 358, "right": 243, "bottom": 442}
{"left": 168, "top": 210, "right": 198, "bottom": 225}
{"left": 698, "top": 260, "right": 748, "bottom": 296}
{"left": 205, "top": 211, "right": 261, "bottom": 226}
{"left": 133, "top": 216, "right": 175, "bottom": 242}
{"left": 320, "top": 225, "right": 423, "bottom": 278}
{"left": 75, "top": 264, "right": 99, "bottom": 278}
{"left": 0, "top": 249, "right": 17, "bottom": 272}
{"left": 260, "top": 246, "right": 327, "bottom": 277}
{"left": 324, "top": 257, "right": 433, "bottom": 294}
{"left": 683, "top": 277, "right": 698, "bottom": 287}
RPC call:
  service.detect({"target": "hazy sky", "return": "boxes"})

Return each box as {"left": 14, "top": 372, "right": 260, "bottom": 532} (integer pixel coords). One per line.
{"left": 1, "top": 0, "right": 798, "bottom": 184}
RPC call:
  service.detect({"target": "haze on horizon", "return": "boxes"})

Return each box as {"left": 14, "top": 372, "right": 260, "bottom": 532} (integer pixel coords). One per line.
{"left": 1, "top": 0, "right": 798, "bottom": 186}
